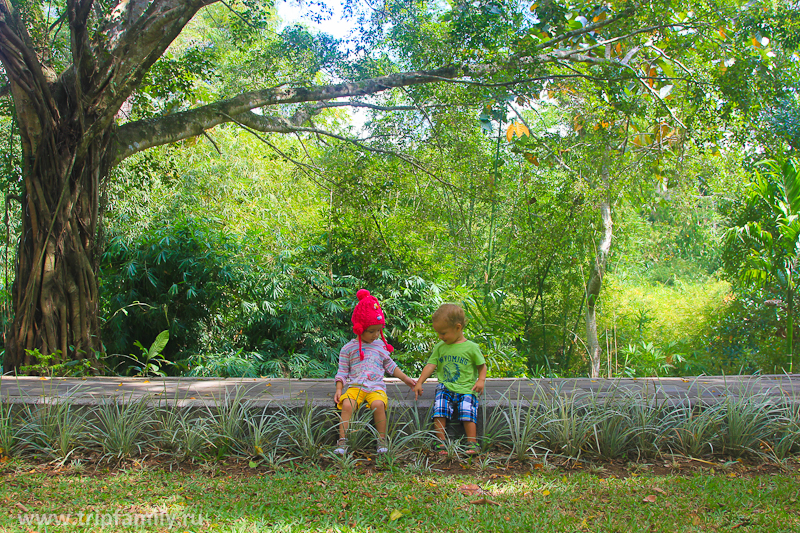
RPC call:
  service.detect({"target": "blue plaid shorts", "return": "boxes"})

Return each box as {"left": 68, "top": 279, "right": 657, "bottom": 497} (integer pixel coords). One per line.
{"left": 432, "top": 384, "right": 479, "bottom": 423}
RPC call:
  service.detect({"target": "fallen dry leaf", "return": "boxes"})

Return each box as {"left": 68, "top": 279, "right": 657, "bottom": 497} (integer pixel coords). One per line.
{"left": 643, "top": 495, "right": 657, "bottom": 503}
{"left": 458, "top": 484, "right": 482, "bottom": 496}
{"left": 470, "top": 498, "right": 500, "bottom": 506}
{"left": 653, "top": 487, "right": 666, "bottom": 494}
{"left": 15, "top": 503, "right": 30, "bottom": 513}
{"left": 388, "top": 508, "right": 410, "bottom": 521}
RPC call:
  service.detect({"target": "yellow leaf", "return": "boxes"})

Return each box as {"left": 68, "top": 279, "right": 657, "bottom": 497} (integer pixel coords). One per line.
{"left": 542, "top": 490, "right": 550, "bottom": 496}
{"left": 505, "top": 122, "right": 530, "bottom": 142}
{"left": 718, "top": 27, "right": 727, "bottom": 39}
{"left": 752, "top": 36, "right": 760, "bottom": 48}
{"left": 389, "top": 509, "right": 410, "bottom": 521}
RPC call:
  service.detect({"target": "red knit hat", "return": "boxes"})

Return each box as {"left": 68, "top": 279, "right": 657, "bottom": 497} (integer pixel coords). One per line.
{"left": 351, "top": 289, "right": 394, "bottom": 359}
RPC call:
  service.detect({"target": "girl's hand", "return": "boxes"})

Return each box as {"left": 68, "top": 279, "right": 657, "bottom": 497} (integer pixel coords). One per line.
{"left": 405, "top": 377, "right": 417, "bottom": 388}
{"left": 334, "top": 390, "right": 342, "bottom": 404}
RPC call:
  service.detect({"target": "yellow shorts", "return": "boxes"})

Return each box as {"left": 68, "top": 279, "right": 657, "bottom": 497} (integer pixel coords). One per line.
{"left": 337, "top": 387, "right": 389, "bottom": 410}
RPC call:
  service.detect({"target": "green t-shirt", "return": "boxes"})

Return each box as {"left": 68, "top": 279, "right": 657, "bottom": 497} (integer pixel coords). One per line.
{"left": 426, "top": 340, "right": 485, "bottom": 395}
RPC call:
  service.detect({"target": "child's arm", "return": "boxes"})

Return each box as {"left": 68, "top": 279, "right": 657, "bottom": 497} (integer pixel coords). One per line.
{"left": 334, "top": 380, "right": 344, "bottom": 404}
{"left": 471, "top": 364, "right": 488, "bottom": 394}
{"left": 392, "top": 366, "right": 416, "bottom": 389}
{"left": 334, "top": 346, "right": 351, "bottom": 404}
{"left": 413, "top": 363, "right": 437, "bottom": 399}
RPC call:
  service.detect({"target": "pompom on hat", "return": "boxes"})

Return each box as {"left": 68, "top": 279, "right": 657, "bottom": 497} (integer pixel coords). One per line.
{"left": 351, "top": 289, "right": 394, "bottom": 359}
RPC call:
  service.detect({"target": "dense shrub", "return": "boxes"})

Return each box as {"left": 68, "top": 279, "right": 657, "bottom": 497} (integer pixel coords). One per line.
{"left": 100, "top": 214, "right": 441, "bottom": 376}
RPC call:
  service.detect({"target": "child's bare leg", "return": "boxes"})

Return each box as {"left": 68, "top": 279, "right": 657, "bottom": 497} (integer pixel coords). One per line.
{"left": 463, "top": 421, "right": 478, "bottom": 443}
{"left": 339, "top": 399, "right": 355, "bottom": 440}
{"left": 370, "top": 400, "right": 387, "bottom": 439}
{"left": 433, "top": 417, "right": 447, "bottom": 441}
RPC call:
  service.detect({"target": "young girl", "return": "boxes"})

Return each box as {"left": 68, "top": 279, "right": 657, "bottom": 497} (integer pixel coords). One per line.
{"left": 334, "top": 289, "right": 416, "bottom": 454}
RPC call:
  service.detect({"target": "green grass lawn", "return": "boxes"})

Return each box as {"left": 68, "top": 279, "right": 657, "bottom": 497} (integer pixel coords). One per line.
{"left": 1, "top": 460, "right": 799, "bottom": 532}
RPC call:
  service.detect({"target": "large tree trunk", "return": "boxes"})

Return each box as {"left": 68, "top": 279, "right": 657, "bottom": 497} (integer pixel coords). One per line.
{"left": 4, "top": 87, "right": 107, "bottom": 371}
{"left": 585, "top": 191, "right": 613, "bottom": 379}
{"left": 0, "top": 0, "right": 214, "bottom": 373}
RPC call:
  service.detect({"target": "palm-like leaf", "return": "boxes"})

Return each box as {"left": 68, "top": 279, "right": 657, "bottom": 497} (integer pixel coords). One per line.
{"left": 732, "top": 157, "right": 800, "bottom": 370}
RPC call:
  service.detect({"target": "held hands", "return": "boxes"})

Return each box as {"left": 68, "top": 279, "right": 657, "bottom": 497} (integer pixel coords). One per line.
{"left": 404, "top": 377, "right": 417, "bottom": 389}
{"left": 413, "top": 382, "right": 424, "bottom": 400}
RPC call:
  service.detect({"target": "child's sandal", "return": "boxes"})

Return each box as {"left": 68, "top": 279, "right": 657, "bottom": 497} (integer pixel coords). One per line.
{"left": 465, "top": 442, "right": 481, "bottom": 455}
{"left": 333, "top": 438, "right": 348, "bottom": 455}
{"left": 432, "top": 441, "right": 448, "bottom": 456}
{"left": 376, "top": 439, "right": 389, "bottom": 454}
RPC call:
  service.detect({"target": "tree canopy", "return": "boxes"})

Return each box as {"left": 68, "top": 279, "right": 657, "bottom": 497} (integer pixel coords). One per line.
{"left": 1, "top": 0, "right": 798, "bottom": 374}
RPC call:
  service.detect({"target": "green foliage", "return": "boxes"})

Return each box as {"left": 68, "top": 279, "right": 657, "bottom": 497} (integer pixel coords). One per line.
{"left": 597, "top": 276, "right": 730, "bottom": 377}
{"left": 18, "top": 401, "right": 88, "bottom": 461}
{"left": 101, "top": 214, "right": 244, "bottom": 363}
{"left": 699, "top": 288, "right": 787, "bottom": 374}
{"left": 724, "top": 158, "right": 800, "bottom": 370}
{"left": 18, "top": 349, "right": 93, "bottom": 378}
{"left": 121, "top": 330, "right": 172, "bottom": 377}
{"left": 90, "top": 398, "right": 156, "bottom": 461}
{"left": 463, "top": 292, "right": 527, "bottom": 377}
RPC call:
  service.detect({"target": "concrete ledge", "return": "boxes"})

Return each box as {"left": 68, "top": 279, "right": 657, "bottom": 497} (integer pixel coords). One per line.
{"left": 2, "top": 375, "right": 798, "bottom": 409}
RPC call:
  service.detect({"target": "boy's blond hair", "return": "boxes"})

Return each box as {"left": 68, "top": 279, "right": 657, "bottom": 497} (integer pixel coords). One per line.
{"left": 432, "top": 303, "right": 466, "bottom": 328}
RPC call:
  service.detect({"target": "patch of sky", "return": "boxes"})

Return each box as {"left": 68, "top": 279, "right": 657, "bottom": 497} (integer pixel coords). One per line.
{"left": 276, "top": 0, "right": 357, "bottom": 40}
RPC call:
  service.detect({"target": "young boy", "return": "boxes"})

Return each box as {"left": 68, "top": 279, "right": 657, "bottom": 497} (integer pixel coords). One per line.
{"left": 334, "top": 289, "right": 416, "bottom": 455}
{"left": 414, "top": 303, "right": 486, "bottom": 454}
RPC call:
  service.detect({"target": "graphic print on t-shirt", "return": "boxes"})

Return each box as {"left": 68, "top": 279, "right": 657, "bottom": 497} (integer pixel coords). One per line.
{"left": 441, "top": 360, "right": 461, "bottom": 384}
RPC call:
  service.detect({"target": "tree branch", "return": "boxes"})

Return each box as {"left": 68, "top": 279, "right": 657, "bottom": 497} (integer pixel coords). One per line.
{"left": 227, "top": 111, "right": 458, "bottom": 189}
{"left": 112, "top": 64, "right": 471, "bottom": 163}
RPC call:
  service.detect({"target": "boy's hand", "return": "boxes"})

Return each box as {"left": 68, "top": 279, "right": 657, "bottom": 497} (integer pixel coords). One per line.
{"left": 413, "top": 382, "right": 423, "bottom": 399}
{"left": 472, "top": 379, "right": 485, "bottom": 395}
